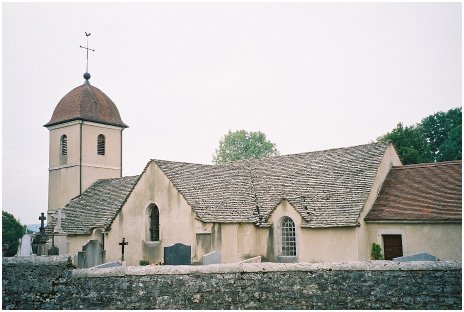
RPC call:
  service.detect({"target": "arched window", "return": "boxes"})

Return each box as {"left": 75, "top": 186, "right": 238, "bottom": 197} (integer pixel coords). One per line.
{"left": 150, "top": 205, "right": 160, "bottom": 241}
{"left": 97, "top": 134, "right": 105, "bottom": 155}
{"left": 280, "top": 217, "right": 296, "bottom": 256}
{"left": 60, "top": 135, "right": 68, "bottom": 156}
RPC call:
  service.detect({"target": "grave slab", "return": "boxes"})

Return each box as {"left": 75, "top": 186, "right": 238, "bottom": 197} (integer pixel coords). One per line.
{"left": 393, "top": 252, "right": 438, "bottom": 262}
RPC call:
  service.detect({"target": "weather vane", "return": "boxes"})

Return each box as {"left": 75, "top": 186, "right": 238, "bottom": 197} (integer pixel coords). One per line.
{"left": 79, "top": 32, "right": 95, "bottom": 80}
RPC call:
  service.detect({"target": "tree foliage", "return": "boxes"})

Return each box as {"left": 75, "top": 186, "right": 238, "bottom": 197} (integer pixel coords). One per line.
{"left": 420, "top": 107, "right": 462, "bottom": 162}
{"left": 213, "top": 130, "right": 279, "bottom": 164}
{"left": 2, "top": 210, "right": 24, "bottom": 257}
{"left": 378, "top": 107, "right": 462, "bottom": 165}
{"left": 378, "top": 122, "right": 432, "bottom": 165}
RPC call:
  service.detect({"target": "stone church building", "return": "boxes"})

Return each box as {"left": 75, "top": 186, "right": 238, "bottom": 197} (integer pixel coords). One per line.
{"left": 44, "top": 75, "right": 462, "bottom": 266}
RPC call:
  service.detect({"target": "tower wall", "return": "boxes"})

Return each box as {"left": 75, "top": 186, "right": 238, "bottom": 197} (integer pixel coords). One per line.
{"left": 47, "top": 120, "right": 123, "bottom": 212}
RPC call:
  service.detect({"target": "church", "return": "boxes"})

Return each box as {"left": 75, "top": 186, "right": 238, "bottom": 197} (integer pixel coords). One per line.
{"left": 44, "top": 73, "right": 462, "bottom": 266}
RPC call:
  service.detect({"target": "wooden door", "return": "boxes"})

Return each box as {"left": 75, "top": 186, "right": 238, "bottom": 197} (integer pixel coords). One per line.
{"left": 382, "top": 234, "right": 403, "bottom": 260}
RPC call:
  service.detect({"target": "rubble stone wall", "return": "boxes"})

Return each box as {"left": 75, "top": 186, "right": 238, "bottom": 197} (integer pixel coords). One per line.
{"left": 2, "top": 256, "right": 461, "bottom": 310}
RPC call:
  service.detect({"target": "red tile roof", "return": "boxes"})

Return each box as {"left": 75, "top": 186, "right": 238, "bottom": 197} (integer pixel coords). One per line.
{"left": 44, "top": 81, "right": 128, "bottom": 128}
{"left": 365, "top": 161, "right": 462, "bottom": 222}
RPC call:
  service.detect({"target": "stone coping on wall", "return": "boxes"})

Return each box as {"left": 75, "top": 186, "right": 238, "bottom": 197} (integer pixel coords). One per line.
{"left": 72, "top": 260, "right": 461, "bottom": 278}
{"left": 3, "top": 256, "right": 460, "bottom": 277}
{"left": 2, "top": 255, "right": 71, "bottom": 265}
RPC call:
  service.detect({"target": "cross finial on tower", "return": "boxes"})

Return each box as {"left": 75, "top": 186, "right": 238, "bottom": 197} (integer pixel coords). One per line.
{"left": 79, "top": 32, "right": 95, "bottom": 81}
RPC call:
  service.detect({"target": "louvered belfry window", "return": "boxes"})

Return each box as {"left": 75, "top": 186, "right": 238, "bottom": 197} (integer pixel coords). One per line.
{"left": 97, "top": 134, "right": 105, "bottom": 155}
{"left": 60, "top": 135, "right": 68, "bottom": 156}
{"left": 281, "top": 217, "right": 296, "bottom": 256}
{"left": 150, "top": 205, "right": 160, "bottom": 241}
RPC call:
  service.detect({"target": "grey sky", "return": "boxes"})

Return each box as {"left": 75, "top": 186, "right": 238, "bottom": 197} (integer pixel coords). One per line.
{"left": 2, "top": 2, "right": 461, "bottom": 224}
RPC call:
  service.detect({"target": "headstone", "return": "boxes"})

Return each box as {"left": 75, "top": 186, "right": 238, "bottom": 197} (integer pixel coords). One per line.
{"left": 203, "top": 251, "right": 221, "bottom": 265}
{"left": 164, "top": 243, "right": 191, "bottom": 265}
{"left": 48, "top": 246, "right": 59, "bottom": 255}
{"left": 77, "top": 251, "right": 86, "bottom": 268}
{"left": 393, "top": 252, "right": 439, "bottom": 262}
{"left": 17, "top": 234, "right": 33, "bottom": 256}
{"left": 51, "top": 209, "right": 66, "bottom": 233}
{"left": 77, "top": 240, "right": 106, "bottom": 268}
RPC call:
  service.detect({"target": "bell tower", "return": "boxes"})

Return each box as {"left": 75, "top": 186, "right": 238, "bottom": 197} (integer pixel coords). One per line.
{"left": 44, "top": 73, "right": 128, "bottom": 212}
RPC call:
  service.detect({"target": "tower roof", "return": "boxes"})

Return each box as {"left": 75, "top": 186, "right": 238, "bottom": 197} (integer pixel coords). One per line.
{"left": 44, "top": 80, "right": 128, "bottom": 128}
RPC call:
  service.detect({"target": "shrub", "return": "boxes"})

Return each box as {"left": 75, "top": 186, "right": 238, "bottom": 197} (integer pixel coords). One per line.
{"left": 139, "top": 260, "right": 149, "bottom": 266}
{"left": 370, "top": 243, "right": 383, "bottom": 260}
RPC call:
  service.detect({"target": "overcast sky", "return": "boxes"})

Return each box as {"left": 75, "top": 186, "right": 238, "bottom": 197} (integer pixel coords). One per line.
{"left": 2, "top": 2, "right": 462, "bottom": 224}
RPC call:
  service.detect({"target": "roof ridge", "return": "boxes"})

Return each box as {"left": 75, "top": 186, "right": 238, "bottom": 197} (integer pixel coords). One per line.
{"left": 151, "top": 142, "right": 388, "bottom": 168}
{"left": 151, "top": 159, "right": 213, "bottom": 167}
{"left": 393, "top": 160, "right": 462, "bottom": 170}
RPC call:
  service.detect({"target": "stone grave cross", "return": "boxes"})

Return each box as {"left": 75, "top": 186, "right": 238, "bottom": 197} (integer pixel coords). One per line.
{"left": 52, "top": 209, "right": 66, "bottom": 233}
{"left": 39, "top": 212, "right": 47, "bottom": 235}
{"left": 119, "top": 237, "right": 128, "bottom": 261}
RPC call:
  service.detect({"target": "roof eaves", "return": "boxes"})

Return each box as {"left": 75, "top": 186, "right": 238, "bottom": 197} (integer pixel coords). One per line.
{"left": 44, "top": 116, "right": 129, "bottom": 128}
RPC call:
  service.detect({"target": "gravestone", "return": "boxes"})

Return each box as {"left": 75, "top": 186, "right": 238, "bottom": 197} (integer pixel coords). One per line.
{"left": 164, "top": 243, "right": 191, "bottom": 265}
{"left": 48, "top": 246, "right": 59, "bottom": 255}
{"left": 393, "top": 252, "right": 438, "bottom": 262}
{"left": 17, "top": 234, "right": 33, "bottom": 257}
{"left": 77, "top": 240, "right": 106, "bottom": 268}
{"left": 203, "top": 251, "right": 221, "bottom": 265}
{"left": 51, "top": 209, "right": 66, "bottom": 233}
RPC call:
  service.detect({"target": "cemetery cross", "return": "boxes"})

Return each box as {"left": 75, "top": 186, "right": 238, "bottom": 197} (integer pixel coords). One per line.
{"left": 119, "top": 237, "right": 128, "bottom": 261}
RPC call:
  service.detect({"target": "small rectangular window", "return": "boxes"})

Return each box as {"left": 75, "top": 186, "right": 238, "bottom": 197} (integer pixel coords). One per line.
{"left": 97, "top": 134, "right": 105, "bottom": 155}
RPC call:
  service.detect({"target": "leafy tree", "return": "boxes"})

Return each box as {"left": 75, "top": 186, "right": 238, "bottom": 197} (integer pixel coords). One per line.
{"left": 420, "top": 107, "right": 462, "bottom": 162}
{"left": 378, "top": 107, "right": 462, "bottom": 165}
{"left": 438, "top": 124, "right": 462, "bottom": 162}
{"left": 2, "top": 210, "right": 24, "bottom": 257}
{"left": 213, "top": 130, "right": 279, "bottom": 164}
{"left": 378, "top": 122, "right": 432, "bottom": 165}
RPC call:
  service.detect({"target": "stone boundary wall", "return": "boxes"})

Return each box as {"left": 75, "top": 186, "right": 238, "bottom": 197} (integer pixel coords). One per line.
{"left": 2, "top": 256, "right": 462, "bottom": 309}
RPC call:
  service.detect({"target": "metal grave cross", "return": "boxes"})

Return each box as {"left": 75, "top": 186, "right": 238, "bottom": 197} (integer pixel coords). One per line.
{"left": 52, "top": 209, "right": 66, "bottom": 232}
{"left": 119, "top": 237, "right": 129, "bottom": 261}
{"left": 79, "top": 32, "right": 95, "bottom": 74}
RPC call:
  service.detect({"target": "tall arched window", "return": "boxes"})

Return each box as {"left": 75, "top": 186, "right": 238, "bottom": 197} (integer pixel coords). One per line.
{"left": 150, "top": 205, "right": 160, "bottom": 241}
{"left": 60, "top": 135, "right": 68, "bottom": 156}
{"left": 97, "top": 134, "right": 105, "bottom": 155}
{"left": 280, "top": 217, "right": 296, "bottom": 256}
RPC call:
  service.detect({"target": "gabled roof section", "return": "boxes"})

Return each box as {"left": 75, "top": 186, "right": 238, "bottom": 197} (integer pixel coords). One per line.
{"left": 365, "top": 161, "right": 462, "bottom": 222}
{"left": 152, "top": 160, "right": 258, "bottom": 223}
{"left": 60, "top": 175, "right": 140, "bottom": 234}
{"left": 153, "top": 142, "right": 389, "bottom": 227}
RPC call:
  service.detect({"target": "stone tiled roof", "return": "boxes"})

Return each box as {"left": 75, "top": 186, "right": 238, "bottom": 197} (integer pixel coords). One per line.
{"left": 365, "top": 161, "right": 462, "bottom": 222}
{"left": 44, "top": 81, "right": 128, "bottom": 128}
{"left": 153, "top": 142, "right": 389, "bottom": 227}
{"left": 60, "top": 175, "right": 140, "bottom": 234}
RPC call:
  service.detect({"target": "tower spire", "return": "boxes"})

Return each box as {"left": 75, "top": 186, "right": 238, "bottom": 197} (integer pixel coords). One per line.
{"left": 79, "top": 32, "right": 95, "bottom": 81}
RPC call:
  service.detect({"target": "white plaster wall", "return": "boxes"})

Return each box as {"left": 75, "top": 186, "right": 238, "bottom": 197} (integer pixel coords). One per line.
{"left": 356, "top": 143, "right": 402, "bottom": 260}
{"left": 266, "top": 200, "right": 359, "bottom": 262}
{"left": 48, "top": 122, "right": 81, "bottom": 211}
{"left": 299, "top": 227, "right": 358, "bottom": 262}
{"left": 105, "top": 161, "right": 197, "bottom": 266}
{"left": 366, "top": 223, "right": 462, "bottom": 261}
{"left": 47, "top": 121, "right": 124, "bottom": 212}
